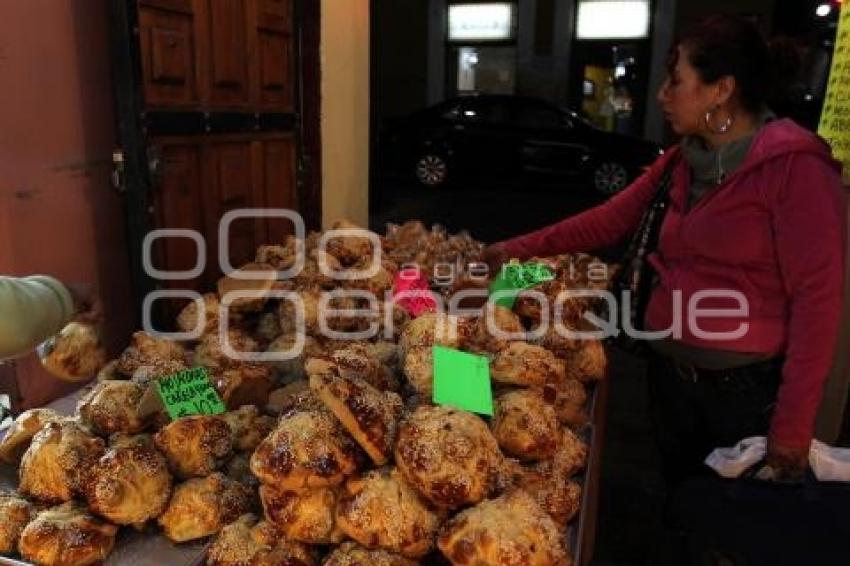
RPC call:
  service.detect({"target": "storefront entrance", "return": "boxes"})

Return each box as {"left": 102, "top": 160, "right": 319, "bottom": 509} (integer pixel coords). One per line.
{"left": 571, "top": 0, "right": 652, "bottom": 137}
{"left": 446, "top": 2, "right": 518, "bottom": 96}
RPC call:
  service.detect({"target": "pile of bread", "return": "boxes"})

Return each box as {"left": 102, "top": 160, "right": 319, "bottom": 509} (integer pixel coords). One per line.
{"left": 0, "top": 220, "right": 608, "bottom": 566}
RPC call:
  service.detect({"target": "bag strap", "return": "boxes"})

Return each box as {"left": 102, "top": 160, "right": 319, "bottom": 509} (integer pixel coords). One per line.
{"left": 610, "top": 151, "right": 680, "bottom": 339}
{"left": 623, "top": 151, "right": 680, "bottom": 260}
{"left": 620, "top": 152, "right": 680, "bottom": 285}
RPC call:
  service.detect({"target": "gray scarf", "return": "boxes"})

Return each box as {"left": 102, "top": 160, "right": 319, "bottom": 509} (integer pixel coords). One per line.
{"left": 680, "top": 108, "right": 776, "bottom": 209}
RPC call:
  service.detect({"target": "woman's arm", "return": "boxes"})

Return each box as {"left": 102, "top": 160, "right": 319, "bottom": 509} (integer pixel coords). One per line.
{"left": 0, "top": 276, "right": 75, "bottom": 359}
{"left": 489, "top": 149, "right": 679, "bottom": 261}
{"left": 766, "top": 153, "right": 847, "bottom": 460}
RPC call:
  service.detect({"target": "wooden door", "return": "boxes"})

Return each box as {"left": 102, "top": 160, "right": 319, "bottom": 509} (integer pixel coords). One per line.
{"left": 111, "top": 0, "right": 320, "bottom": 324}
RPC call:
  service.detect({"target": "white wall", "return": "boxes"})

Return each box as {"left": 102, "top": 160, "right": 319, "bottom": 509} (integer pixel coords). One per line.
{"left": 321, "top": 0, "right": 371, "bottom": 229}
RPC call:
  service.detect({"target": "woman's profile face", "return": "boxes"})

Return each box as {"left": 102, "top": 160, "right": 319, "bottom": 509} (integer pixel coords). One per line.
{"left": 657, "top": 46, "right": 718, "bottom": 136}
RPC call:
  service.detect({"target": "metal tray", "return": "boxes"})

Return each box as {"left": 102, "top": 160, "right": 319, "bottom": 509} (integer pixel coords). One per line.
{"left": 574, "top": 376, "right": 608, "bottom": 566}
{"left": 0, "top": 375, "right": 608, "bottom": 566}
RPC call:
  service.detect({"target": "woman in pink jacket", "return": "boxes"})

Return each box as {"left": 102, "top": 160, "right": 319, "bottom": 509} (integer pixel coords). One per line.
{"left": 485, "top": 15, "right": 846, "bottom": 483}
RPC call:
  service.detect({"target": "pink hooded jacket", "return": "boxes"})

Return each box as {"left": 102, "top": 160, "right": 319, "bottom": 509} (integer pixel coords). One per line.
{"left": 494, "top": 119, "right": 847, "bottom": 450}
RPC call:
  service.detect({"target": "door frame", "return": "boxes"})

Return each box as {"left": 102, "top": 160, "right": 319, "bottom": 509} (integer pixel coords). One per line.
{"left": 109, "top": 0, "right": 322, "bottom": 321}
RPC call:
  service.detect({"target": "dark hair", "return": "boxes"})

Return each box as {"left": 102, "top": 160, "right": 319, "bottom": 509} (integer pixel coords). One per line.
{"left": 669, "top": 15, "right": 777, "bottom": 113}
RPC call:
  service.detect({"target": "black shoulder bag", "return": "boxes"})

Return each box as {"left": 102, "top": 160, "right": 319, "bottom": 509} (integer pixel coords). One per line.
{"left": 608, "top": 155, "right": 679, "bottom": 355}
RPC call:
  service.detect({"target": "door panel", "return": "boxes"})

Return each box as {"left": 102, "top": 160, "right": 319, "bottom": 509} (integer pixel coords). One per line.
{"left": 112, "top": 0, "right": 313, "bottom": 324}
{"left": 139, "top": 6, "right": 198, "bottom": 106}
{"left": 150, "top": 144, "right": 207, "bottom": 320}
{"left": 256, "top": 0, "right": 294, "bottom": 110}
{"left": 139, "top": 0, "right": 192, "bottom": 13}
{"left": 214, "top": 143, "right": 253, "bottom": 205}
{"left": 520, "top": 137, "right": 590, "bottom": 175}
{"left": 199, "top": 0, "right": 251, "bottom": 107}
{"left": 258, "top": 0, "right": 291, "bottom": 31}
{"left": 153, "top": 135, "right": 296, "bottom": 289}
{"left": 262, "top": 137, "right": 297, "bottom": 243}
{"left": 257, "top": 29, "right": 293, "bottom": 109}
{"left": 204, "top": 141, "right": 257, "bottom": 270}
{"left": 512, "top": 103, "right": 589, "bottom": 175}
{"left": 152, "top": 144, "right": 205, "bottom": 287}
{"left": 448, "top": 99, "right": 517, "bottom": 176}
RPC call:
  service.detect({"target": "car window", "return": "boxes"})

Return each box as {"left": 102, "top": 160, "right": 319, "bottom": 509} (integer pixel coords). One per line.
{"left": 456, "top": 99, "right": 510, "bottom": 123}
{"left": 513, "top": 102, "right": 566, "bottom": 129}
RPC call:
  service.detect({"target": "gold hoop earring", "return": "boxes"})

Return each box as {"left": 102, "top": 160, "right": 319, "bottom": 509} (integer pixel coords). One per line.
{"left": 704, "top": 106, "right": 733, "bottom": 135}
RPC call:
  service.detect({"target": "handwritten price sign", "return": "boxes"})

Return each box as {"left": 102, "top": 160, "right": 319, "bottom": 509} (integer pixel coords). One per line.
{"left": 156, "top": 367, "right": 227, "bottom": 420}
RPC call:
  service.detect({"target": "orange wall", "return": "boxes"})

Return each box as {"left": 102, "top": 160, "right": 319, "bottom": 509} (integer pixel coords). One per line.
{"left": 0, "top": 1, "right": 134, "bottom": 407}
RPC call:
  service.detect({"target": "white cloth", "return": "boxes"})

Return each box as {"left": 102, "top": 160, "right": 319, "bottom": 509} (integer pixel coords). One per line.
{"left": 809, "top": 440, "right": 850, "bottom": 482}
{"left": 705, "top": 436, "right": 767, "bottom": 478}
{"left": 705, "top": 436, "right": 850, "bottom": 482}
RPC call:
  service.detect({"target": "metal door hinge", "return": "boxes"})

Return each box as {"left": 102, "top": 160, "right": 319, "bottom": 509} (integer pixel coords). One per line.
{"left": 111, "top": 149, "right": 126, "bottom": 193}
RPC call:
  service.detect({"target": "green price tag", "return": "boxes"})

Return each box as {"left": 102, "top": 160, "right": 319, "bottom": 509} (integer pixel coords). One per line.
{"left": 489, "top": 261, "right": 554, "bottom": 309}
{"left": 432, "top": 346, "right": 493, "bottom": 416}
{"left": 155, "top": 367, "right": 227, "bottom": 420}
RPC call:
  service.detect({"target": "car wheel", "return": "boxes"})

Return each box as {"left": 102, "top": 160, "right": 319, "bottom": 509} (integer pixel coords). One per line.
{"left": 593, "top": 161, "right": 629, "bottom": 195}
{"left": 414, "top": 154, "right": 448, "bottom": 187}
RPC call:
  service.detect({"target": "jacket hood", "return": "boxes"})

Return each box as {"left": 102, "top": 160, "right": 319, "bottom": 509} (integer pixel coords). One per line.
{"left": 738, "top": 118, "right": 841, "bottom": 175}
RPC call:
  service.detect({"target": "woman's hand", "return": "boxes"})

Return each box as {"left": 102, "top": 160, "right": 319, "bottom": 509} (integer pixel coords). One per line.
{"left": 753, "top": 441, "right": 808, "bottom": 483}
{"left": 766, "top": 441, "right": 808, "bottom": 481}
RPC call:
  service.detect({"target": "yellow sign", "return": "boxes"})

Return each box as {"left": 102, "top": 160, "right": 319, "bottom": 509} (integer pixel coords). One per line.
{"left": 819, "top": 4, "right": 850, "bottom": 185}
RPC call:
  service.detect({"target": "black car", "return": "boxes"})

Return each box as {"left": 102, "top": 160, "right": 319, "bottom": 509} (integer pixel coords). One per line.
{"left": 379, "top": 94, "right": 663, "bottom": 194}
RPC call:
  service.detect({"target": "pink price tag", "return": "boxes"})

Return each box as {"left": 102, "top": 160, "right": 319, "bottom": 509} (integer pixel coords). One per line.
{"left": 393, "top": 268, "right": 437, "bottom": 317}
